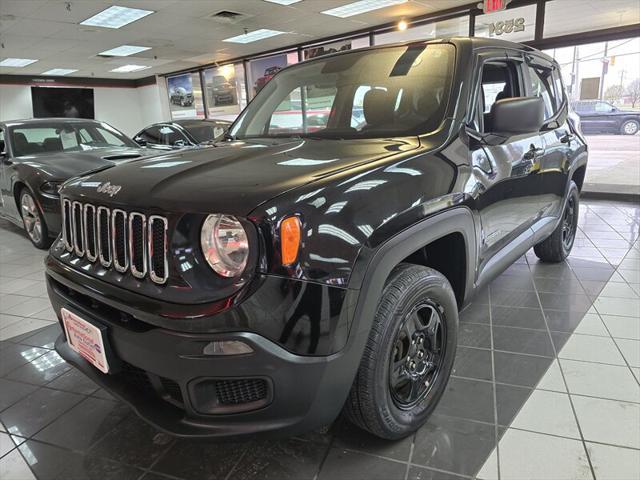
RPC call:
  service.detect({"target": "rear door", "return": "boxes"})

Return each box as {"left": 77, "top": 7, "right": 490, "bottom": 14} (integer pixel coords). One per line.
{"left": 469, "top": 51, "right": 545, "bottom": 269}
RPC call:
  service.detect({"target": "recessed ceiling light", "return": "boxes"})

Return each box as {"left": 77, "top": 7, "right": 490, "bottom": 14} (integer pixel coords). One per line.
{"left": 322, "top": 0, "right": 407, "bottom": 18}
{"left": 80, "top": 5, "right": 154, "bottom": 29}
{"left": 223, "top": 29, "right": 286, "bottom": 44}
{"left": 42, "top": 68, "right": 78, "bottom": 76}
{"left": 263, "top": 0, "right": 303, "bottom": 5}
{"left": 0, "top": 58, "right": 38, "bottom": 67}
{"left": 109, "top": 64, "right": 151, "bottom": 73}
{"left": 99, "top": 45, "right": 151, "bottom": 56}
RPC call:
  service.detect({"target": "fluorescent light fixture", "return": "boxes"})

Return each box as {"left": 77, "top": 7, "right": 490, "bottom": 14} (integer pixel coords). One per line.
{"left": 42, "top": 68, "right": 78, "bottom": 76}
{"left": 223, "top": 29, "right": 285, "bottom": 44}
{"left": 80, "top": 5, "right": 154, "bottom": 29}
{"left": 109, "top": 64, "right": 150, "bottom": 73}
{"left": 0, "top": 58, "right": 38, "bottom": 67}
{"left": 263, "top": 0, "right": 302, "bottom": 5}
{"left": 322, "top": 0, "right": 407, "bottom": 18}
{"left": 99, "top": 45, "right": 151, "bottom": 56}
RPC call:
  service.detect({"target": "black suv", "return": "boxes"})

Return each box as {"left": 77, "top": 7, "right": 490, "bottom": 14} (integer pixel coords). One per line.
{"left": 572, "top": 100, "right": 640, "bottom": 135}
{"left": 46, "top": 38, "right": 587, "bottom": 440}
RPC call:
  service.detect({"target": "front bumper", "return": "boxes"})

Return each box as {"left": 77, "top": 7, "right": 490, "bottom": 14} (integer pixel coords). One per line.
{"left": 47, "top": 272, "right": 361, "bottom": 440}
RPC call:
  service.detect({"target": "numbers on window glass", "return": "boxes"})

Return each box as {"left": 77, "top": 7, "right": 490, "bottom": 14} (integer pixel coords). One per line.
{"left": 489, "top": 17, "right": 525, "bottom": 36}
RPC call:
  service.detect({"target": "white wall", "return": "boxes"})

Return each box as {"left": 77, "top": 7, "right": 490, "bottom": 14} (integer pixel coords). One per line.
{"left": 0, "top": 79, "right": 171, "bottom": 137}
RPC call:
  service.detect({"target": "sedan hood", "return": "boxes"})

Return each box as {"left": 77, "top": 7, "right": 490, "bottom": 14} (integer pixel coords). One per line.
{"left": 62, "top": 137, "right": 419, "bottom": 216}
{"left": 20, "top": 147, "right": 156, "bottom": 180}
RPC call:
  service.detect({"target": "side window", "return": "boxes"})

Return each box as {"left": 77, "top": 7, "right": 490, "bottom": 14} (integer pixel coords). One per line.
{"left": 139, "top": 126, "right": 162, "bottom": 144}
{"left": 0, "top": 128, "right": 4, "bottom": 153}
{"left": 551, "top": 68, "right": 565, "bottom": 110}
{"left": 159, "top": 126, "right": 185, "bottom": 145}
{"left": 478, "top": 60, "right": 521, "bottom": 133}
{"left": 595, "top": 102, "right": 614, "bottom": 113}
{"left": 527, "top": 65, "right": 556, "bottom": 120}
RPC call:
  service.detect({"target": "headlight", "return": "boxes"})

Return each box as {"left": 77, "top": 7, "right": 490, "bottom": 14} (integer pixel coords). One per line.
{"left": 40, "top": 181, "right": 62, "bottom": 196}
{"left": 200, "top": 214, "right": 249, "bottom": 277}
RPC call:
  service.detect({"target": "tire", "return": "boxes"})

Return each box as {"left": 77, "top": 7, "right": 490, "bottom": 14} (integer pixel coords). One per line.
{"left": 534, "top": 181, "right": 580, "bottom": 263}
{"left": 344, "top": 263, "right": 458, "bottom": 439}
{"left": 19, "top": 188, "right": 53, "bottom": 249}
{"left": 621, "top": 120, "right": 639, "bottom": 136}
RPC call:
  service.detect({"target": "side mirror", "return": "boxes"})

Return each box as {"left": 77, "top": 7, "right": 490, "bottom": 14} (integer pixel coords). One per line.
{"left": 134, "top": 136, "right": 147, "bottom": 147}
{"left": 491, "top": 97, "right": 544, "bottom": 135}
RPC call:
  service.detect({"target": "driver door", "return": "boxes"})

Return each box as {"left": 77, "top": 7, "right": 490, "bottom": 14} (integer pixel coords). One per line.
{"left": 469, "top": 52, "right": 545, "bottom": 271}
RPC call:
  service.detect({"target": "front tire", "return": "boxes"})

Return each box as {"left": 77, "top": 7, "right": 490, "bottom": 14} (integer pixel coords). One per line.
{"left": 534, "top": 181, "right": 580, "bottom": 263}
{"left": 344, "top": 264, "right": 458, "bottom": 439}
{"left": 621, "top": 120, "right": 639, "bottom": 136}
{"left": 19, "top": 188, "right": 52, "bottom": 249}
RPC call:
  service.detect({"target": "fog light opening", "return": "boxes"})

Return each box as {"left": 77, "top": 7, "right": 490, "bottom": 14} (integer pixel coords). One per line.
{"left": 203, "top": 340, "right": 253, "bottom": 356}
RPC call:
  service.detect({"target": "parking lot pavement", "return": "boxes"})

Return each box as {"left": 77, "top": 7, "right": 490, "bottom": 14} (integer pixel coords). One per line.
{"left": 584, "top": 134, "right": 640, "bottom": 189}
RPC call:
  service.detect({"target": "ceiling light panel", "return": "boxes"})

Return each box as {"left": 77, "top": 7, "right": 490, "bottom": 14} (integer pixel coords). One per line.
{"left": 110, "top": 64, "right": 151, "bottom": 73}
{"left": 99, "top": 45, "right": 151, "bottom": 56}
{"left": 263, "top": 0, "right": 303, "bottom": 5}
{"left": 42, "top": 68, "right": 78, "bottom": 76}
{"left": 223, "top": 29, "right": 286, "bottom": 44}
{"left": 80, "top": 5, "right": 154, "bottom": 29}
{"left": 0, "top": 58, "right": 38, "bottom": 67}
{"left": 322, "top": 0, "right": 407, "bottom": 18}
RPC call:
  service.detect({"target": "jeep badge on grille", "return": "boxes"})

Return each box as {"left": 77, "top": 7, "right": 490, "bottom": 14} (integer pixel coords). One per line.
{"left": 96, "top": 182, "right": 122, "bottom": 197}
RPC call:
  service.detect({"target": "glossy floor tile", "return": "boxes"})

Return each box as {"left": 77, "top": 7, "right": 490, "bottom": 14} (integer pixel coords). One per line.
{"left": 1, "top": 200, "right": 639, "bottom": 479}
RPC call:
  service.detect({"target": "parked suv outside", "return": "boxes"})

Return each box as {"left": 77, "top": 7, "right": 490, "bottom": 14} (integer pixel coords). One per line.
{"left": 47, "top": 38, "right": 587, "bottom": 440}
{"left": 572, "top": 100, "right": 640, "bottom": 135}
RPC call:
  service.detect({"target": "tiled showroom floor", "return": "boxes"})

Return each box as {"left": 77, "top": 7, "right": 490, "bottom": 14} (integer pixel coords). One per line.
{"left": 0, "top": 199, "right": 639, "bottom": 480}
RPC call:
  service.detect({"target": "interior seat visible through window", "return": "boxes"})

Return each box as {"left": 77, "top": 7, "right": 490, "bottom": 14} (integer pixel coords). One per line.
{"left": 480, "top": 61, "right": 520, "bottom": 133}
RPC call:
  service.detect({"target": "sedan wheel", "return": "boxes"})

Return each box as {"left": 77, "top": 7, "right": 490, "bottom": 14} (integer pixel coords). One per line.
{"left": 20, "top": 189, "right": 52, "bottom": 249}
{"left": 622, "top": 120, "right": 639, "bottom": 135}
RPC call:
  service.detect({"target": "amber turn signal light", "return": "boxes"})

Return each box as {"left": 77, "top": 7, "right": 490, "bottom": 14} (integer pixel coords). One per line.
{"left": 280, "top": 216, "right": 301, "bottom": 265}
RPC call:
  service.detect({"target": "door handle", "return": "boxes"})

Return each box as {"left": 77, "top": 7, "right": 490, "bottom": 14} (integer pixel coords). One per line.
{"left": 560, "top": 132, "right": 575, "bottom": 144}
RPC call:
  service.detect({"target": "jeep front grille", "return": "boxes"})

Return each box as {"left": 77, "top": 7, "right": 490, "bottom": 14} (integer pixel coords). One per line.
{"left": 62, "top": 198, "right": 168, "bottom": 284}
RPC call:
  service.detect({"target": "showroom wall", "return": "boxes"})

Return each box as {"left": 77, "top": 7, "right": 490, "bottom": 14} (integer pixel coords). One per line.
{"left": 0, "top": 80, "right": 170, "bottom": 136}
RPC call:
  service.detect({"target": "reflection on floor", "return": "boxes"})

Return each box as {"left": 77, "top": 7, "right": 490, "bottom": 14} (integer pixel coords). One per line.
{"left": 0, "top": 199, "right": 638, "bottom": 480}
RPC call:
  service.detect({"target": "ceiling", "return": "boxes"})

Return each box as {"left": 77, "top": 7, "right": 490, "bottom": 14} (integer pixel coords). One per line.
{"left": 0, "top": 0, "right": 473, "bottom": 79}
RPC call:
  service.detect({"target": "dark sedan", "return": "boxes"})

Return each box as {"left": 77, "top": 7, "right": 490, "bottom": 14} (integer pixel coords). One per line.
{"left": 133, "top": 119, "right": 231, "bottom": 150}
{"left": 0, "top": 118, "right": 156, "bottom": 248}
{"left": 572, "top": 100, "right": 640, "bottom": 135}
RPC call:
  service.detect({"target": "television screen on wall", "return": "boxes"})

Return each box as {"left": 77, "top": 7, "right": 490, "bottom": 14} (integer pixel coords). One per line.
{"left": 31, "top": 86, "right": 95, "bottom": 119}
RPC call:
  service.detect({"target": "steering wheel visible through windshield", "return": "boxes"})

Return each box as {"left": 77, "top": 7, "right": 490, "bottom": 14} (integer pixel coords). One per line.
{"left": 230, "top": 43, "right": 455, "bottom": 141}
{"left": 10, "top": 122, "right": 138, "bottom": 157}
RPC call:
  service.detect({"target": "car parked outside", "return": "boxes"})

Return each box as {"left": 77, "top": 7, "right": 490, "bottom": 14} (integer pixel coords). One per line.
{"left": 0, "top": 118, "right": 156, "bottom": 248}
{"left": 48, "top": 37, "right": 587, "bottom": 440}
{"left": 134, "top": 119, "right": 231, "bottom": 150}
{"left": 572, "top": 100, "right": 640, "bottom": 135}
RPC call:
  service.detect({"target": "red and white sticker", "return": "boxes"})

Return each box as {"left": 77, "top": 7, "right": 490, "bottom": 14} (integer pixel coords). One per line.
{"left": 61, "top": 308, "right": 110, "bottom": 374}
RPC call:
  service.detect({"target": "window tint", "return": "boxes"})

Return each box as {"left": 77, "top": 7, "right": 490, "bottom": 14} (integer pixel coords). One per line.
{"left": 138, "top": 126, "right": 162, "bottom": 143}
{"left": 527, "top": 65, "right": 556, "bottom": 119}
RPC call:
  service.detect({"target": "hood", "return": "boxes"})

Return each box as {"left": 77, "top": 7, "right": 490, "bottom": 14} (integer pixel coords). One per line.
{"left": 62, "top": 137, "right": 419, "bottom": 216}
{"left": 20, "top": 147, "right": 155, "bottom": 180}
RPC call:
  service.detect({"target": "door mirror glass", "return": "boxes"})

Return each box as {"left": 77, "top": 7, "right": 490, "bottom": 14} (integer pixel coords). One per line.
{"left": 491, "top": 97, "right": 544, "bottom": 134}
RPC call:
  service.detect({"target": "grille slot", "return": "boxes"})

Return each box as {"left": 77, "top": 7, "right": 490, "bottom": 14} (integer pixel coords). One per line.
{"left": 215, "top": 379, "right": 268, "bottom": 405}
{"left": 61, "top": 198, "right": 168, "bottom": 285}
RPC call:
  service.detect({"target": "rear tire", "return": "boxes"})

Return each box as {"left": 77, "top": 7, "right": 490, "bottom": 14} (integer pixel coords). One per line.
{"left": 534, "top": 181, "right": 579, "bottom": 263}
{"left": 344, "top": 263, "right": 458, "bottom": 439}
{"left": 19, "top": 188, "right": 53, "bottom": 250}
{"left": 621, "top": 120, "right": 639, "bottom": 136}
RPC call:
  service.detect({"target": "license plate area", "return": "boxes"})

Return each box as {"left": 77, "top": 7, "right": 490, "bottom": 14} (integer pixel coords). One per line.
{"left": 61, "top": 307, "right": 110, "bottom": 374}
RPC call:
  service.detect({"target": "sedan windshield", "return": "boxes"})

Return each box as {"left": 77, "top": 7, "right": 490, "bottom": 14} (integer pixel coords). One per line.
{"left": 10, "top": 122, "right": 138, "bottom": 157}
{"left": 230, "top": 43, "right": 455, "bottom": 140}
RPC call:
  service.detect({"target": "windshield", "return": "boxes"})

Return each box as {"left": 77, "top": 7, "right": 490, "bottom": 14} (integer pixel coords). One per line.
{"left": 230, "top": 43, "right": 455, "bottom": 140}
{"left": 10, "top": 122, "right": 137, "bottom": 157}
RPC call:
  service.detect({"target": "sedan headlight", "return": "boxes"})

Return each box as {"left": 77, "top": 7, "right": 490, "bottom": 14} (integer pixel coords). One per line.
{"left": 200, "top": 214, "right": 249, "bottom": 277}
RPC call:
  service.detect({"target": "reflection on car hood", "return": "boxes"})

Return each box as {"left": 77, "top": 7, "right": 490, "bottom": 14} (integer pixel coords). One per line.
{"left": 18, "top": 147, "right": 157, "bottom": 180}
{"left": 62, "top": 138, "right": 419, "bottom": 216}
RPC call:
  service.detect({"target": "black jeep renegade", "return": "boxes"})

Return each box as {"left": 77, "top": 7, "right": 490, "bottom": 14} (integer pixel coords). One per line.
{"left": 46, "top": 37, "right": 587, "bottom": 440}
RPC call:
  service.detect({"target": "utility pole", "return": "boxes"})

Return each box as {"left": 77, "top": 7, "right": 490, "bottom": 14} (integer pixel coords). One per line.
{"left": 599, "top": 41, "right": 609, "bottom": 100}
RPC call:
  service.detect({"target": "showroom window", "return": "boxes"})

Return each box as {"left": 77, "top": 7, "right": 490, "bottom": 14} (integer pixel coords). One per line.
{"left": 544, "top": 0, "right": 640, "bottom": 38}
{"left": 474, "top": 4, "right": 537, "bottom": 43}
{"left": 303, "top": 36, "right": 370, "bottom": 60}
{"left": 374, "top": 16, "right": 469, "bottom": 45}
{"left": 203, "top": 63, "right": 246, "bottom": 121}
{"left": 247, "top": 51, "right": 299, "bottom": 100}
